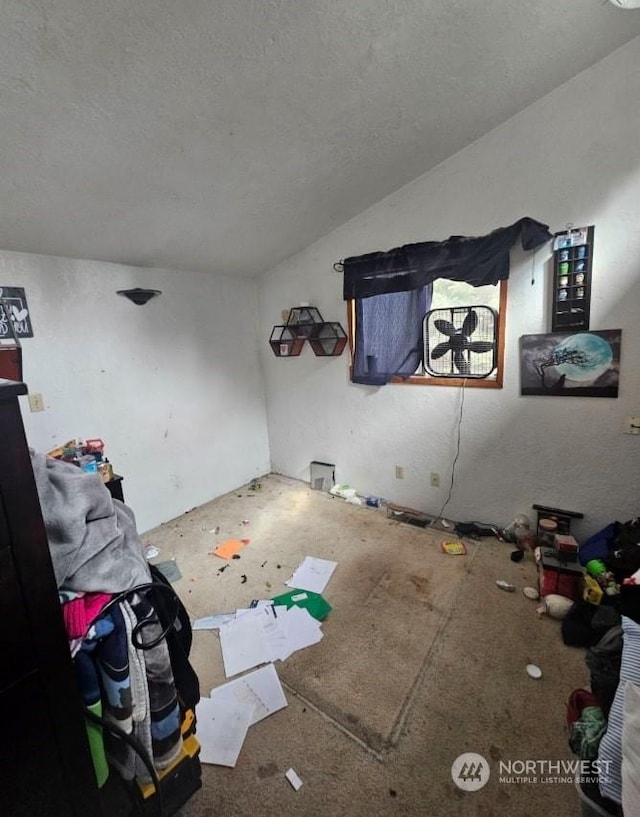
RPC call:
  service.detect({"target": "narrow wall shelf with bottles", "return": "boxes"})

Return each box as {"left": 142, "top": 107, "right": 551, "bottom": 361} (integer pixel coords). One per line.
{"left": 551, "top": 225, "right": 594, "bottom": 333}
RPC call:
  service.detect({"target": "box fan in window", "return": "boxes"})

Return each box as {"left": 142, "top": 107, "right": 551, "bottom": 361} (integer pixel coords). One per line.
{"left": 423, "top": 306, "right": 497, "bottom": 378}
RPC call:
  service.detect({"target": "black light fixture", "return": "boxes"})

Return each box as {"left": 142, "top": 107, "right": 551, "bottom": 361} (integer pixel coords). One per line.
{"left": 117, "top": 288, "right": 162, "bottom": 305}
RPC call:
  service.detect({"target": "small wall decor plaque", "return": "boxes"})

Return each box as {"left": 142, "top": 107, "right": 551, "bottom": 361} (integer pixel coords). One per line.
{"left": 0, "top": 287, "right": 33, "bottom": 338}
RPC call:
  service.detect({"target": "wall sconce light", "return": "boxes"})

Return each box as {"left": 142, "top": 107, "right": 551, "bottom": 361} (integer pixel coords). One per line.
{"left": 117, "top": 288, "right": 162, "bottom": 305}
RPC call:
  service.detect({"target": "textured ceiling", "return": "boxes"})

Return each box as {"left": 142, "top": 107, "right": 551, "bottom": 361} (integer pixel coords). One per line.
{"left": 1, "top": 1, "right": 640, "bottom": 277}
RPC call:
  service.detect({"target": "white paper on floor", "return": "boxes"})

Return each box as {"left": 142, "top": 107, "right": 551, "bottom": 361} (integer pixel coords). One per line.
{"left": 259, "top": 604, "right": 323, "bottom": 662}
{"left": 286, "top": 767, "right": 303, "bottom": 790}
{"left": 235, "top": 604, "right": 286, "bottom": 619}
{"left": 195, "top": 695, "right": 255, "bottom": 767}
{"left": 192, "top": 613, "right": 235, "bottom": 630}
{"left": 219, "top": 604, "right": 323, "bottom": 676}
{"left": 219, "top": 610, "right": 274, "bottom": 677}
{"left": 210, "top": 663, "right": 288, "bottom": 726}
{"left": 285, "top": 556, "right": 338, "bottom": 594}
{"left": 197, "top": 664, "right": 288, "bottom": 767}
{"left": 271, "top": 605, "right": 323, "bottom": 661}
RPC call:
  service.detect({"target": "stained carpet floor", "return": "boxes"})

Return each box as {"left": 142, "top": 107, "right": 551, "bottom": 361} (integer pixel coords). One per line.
{"left": 141, "top": 474, "right": 589, "bottom": 817}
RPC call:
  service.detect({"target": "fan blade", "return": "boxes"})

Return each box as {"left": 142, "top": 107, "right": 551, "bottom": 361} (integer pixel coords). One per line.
{"left": 430, "top": 342, "right": 452, "bottom": 359}
{"left": 468, "top": 341, "right": 495, "bottom": 354}
{"left": 434, "top": 319, "right": 457, "bottom": 337}
{"left": 454, "top": 350, "right": 470, "bottom": 375}
{"left": 461, "top": 310, "right": 478, "bottom": 337}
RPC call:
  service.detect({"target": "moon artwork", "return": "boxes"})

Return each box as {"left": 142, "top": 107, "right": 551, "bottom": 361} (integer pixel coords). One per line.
{"left": 520, "top": 330, "right": 621, "bottom": 397}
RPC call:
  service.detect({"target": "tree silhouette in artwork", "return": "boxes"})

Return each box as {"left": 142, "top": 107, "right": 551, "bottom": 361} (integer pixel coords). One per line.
{"left": 534, "top": 347, "right": 589, "bottom": 389}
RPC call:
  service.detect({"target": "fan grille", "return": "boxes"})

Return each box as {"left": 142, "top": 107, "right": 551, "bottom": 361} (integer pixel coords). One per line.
{"left": 424, "top": 305, "right": 497, "bottom": 378}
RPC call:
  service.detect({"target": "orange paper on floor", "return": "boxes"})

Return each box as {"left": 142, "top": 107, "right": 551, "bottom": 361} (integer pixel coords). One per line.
{"left": 214, "top": 539, "right": 248, "bottom": 559}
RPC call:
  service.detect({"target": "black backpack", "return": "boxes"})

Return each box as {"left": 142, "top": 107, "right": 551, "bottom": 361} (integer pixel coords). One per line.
{"left": 606, "top": 518, "right": 640, "bottom": 580}
{"left": 148, "top": 563, "right": 200, "bottom": 713}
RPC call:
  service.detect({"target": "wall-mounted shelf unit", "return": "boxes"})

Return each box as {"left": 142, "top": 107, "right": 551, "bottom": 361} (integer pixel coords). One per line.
{"left": 269, "top": 307, "right": 347, "bottom": 358}
{"left": 285, "top": 306, "right": 324, "bottom": 338}
{"left": 308, "top": 322, "right": 347, "bottom": 357}
{"left": 269, "top": 325, "right": 306, "bottom": 357}
{"left": 551, "top": 226, "right": 594, "bottom": 333}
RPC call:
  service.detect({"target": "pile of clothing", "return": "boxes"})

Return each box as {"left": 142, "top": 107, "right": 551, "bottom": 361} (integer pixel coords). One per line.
{"left": 32, "top": 451, "right": 198, "bottom": 786}
{"left": 563, "top": 519, "right": 640, "bottom": 816}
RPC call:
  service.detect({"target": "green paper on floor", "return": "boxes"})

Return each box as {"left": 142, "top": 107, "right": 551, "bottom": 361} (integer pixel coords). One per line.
{"left": 271, "top": 589, "right": 332, "bottom": 620}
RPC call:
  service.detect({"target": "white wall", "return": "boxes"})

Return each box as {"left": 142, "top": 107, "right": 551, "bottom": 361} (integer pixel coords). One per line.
{"left": 2, "top": 252, "right": 271, "bottom": 532}
{"left": 258, "top": 37, "right": 640, "bottom": 539}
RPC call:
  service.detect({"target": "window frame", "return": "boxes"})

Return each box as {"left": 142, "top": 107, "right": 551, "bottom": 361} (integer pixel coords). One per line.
{"left": 347, "top": 279, "right": 508, "bottom": 389}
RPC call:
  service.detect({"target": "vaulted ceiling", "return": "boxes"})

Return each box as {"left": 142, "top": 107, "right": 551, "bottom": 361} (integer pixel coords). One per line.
{"left": 2, "top": 1, "right": 639, "bottom": 277}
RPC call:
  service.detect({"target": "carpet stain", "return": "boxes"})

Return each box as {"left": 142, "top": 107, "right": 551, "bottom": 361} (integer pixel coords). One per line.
{"left": 364, "top": 571, "right": 391, "bottom": 603}
{"left": 257, "top": 762, "right": 279, "bottom": 779}
{"left": 409, "top": 574, "right": 429, "bottom": 595}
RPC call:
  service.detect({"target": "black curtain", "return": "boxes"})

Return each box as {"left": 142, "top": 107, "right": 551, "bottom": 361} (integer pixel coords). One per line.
{"left": 343, "top": 217, "right": 552, "bottom": 300}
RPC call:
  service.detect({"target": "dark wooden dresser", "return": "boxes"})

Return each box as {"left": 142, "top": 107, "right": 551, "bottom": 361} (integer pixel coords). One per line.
{"left": 0, "top": 379, "right": 103, "bottom": 815}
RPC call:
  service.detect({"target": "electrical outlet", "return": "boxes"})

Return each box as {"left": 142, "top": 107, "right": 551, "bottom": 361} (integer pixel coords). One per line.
{"left": 625, "top": 416, "right": 640, "bottom": 435}
{"left": 28, "top": 392, "right": 45, "bottom": 412}
{"left": 430, "top": 472, "right": 440, "bottom": 487}
{"left": 395, "top": 465, "right": 405, "bottom": 479}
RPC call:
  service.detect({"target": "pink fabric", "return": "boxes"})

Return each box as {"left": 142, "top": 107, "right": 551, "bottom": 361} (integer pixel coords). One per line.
{"left": 62, "top": 592, "right": 112, "bottom": 639}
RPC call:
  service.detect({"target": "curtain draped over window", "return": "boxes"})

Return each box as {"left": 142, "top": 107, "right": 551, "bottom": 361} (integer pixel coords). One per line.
{"left": 353, "top": 288, "right": 432, "bottom": 386}
{"left": 343, "top": 217, "right": 551, "bottom": 385}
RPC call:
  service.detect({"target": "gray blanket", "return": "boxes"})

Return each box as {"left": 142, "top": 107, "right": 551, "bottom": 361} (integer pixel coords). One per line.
{"left": 31, "top": 452, "right": 151, "bottom": 592}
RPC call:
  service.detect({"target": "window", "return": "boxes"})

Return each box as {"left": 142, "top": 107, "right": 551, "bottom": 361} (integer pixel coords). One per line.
{"left": 348, "top": 279, "right": 507, "bottom": 388}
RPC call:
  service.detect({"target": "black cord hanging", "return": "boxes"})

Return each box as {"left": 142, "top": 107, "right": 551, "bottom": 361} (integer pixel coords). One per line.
{"left": 530, "top": 247, "right": 537, "bottom": 286}
{"left": 84, "top": 707, "right": 164, "bottom": 817}
{"left": 85, "top": 581, "right": 180, "bottom": 650}
{"left": 431, "top": 379, "right": 467, "bottom": 525}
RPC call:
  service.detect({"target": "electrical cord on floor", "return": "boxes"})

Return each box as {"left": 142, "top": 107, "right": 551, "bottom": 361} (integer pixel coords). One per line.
{"left": 431, "top": 379, "right": 466, "bottom": 526}
{"left": 84, "top": 707, "right": 164, "bottom": 817}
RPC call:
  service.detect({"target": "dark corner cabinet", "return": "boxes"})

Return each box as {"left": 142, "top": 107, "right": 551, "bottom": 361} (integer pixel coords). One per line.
{"left": 0, "top": 380, "right": 103, "bottom": 816}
